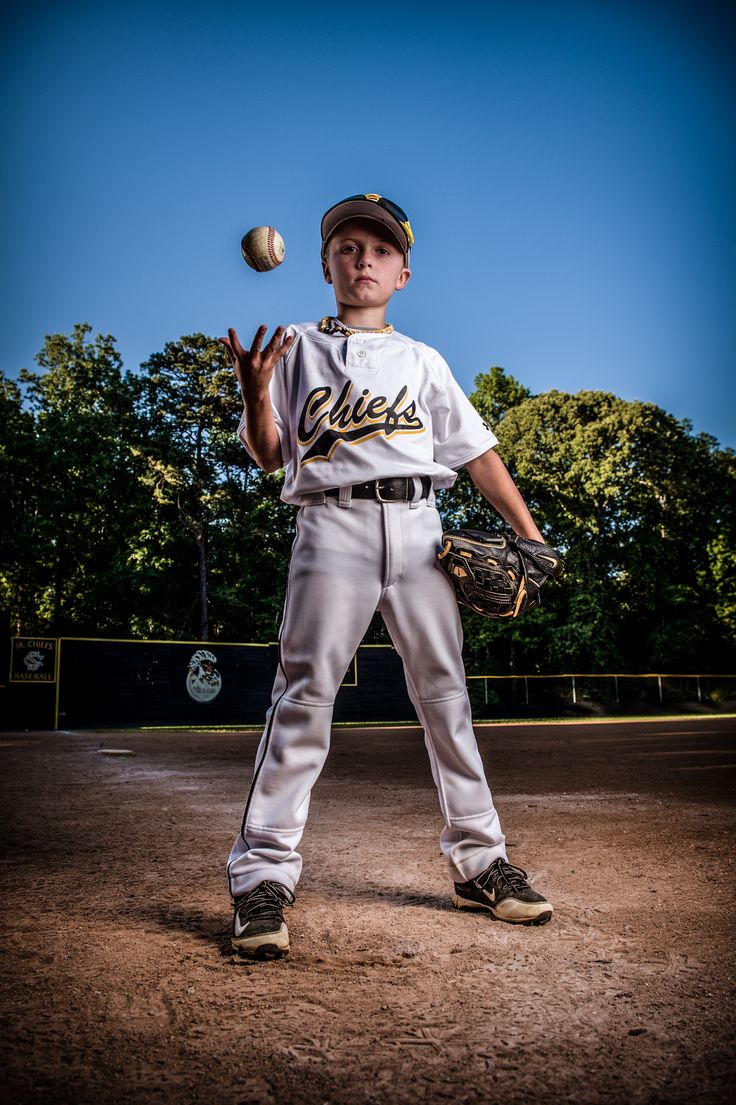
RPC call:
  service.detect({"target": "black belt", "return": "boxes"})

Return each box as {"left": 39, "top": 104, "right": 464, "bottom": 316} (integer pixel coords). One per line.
{"left": 324, "top": 476, "right": 432, "bottom": 502}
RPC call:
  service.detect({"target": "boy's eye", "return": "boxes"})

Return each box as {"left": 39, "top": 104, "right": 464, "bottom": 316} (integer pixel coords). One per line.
{"left": 336, "top": 242, "right": 394, "bottom": 257}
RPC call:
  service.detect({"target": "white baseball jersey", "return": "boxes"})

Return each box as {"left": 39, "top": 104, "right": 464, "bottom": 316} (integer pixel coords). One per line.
{"left": 238, "top": 322, "right": 498, "bottom": 503}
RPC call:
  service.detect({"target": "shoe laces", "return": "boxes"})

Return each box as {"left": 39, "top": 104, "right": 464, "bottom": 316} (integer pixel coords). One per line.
{"left": 478, "top": 859, "right": 530, "bottom": 894}
{"left": 235, "top": 881, "right": 295, "bottom": 922}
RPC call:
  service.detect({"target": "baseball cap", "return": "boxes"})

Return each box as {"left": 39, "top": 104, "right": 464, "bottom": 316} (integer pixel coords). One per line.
{"left": 321, "top": 194, "right": 414, "bottom": 261}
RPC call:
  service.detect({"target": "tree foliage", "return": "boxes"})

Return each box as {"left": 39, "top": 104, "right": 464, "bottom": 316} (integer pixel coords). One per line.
{"left": 0, "top": 373, "right": 37, "bottom": 633}
{"left": 438, "top": 367, "right": 736, "bottom": 673}
{"left": 8, "top": 324, "right": 141, "bottom": 635}
{"left": 3, "top": 324, "right": 294, "bottom": 642}
{"left": 131, "top": 334, "right": 293, "bottom": 640}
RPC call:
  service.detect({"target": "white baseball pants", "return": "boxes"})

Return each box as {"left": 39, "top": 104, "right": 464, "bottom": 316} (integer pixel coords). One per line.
{"left": 227, "top": 493, "right": 507, "bottom": 897}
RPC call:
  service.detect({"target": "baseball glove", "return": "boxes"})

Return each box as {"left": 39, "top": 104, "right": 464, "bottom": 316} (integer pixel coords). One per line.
{"left": 437, "top": 529, "right": 563, "bottom": 619}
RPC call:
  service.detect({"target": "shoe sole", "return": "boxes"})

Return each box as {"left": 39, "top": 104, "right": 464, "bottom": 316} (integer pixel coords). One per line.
{"left": 232, "top": 940, "right": 289, "bottom": 961}
{"left": 451, "top": 893, "right": 553, "bottom": 927}
{"left": 232, "top": 922, "right": 290, "bottom": 960}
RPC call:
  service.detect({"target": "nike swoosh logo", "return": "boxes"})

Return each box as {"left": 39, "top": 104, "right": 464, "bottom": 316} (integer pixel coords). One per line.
{"left": 233, "top": 915, "right": 249, "bottom": 937}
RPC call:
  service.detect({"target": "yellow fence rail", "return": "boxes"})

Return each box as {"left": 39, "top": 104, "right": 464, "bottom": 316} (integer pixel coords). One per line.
{"left": 465, "top": 673, "right": 736, "bottom": 708}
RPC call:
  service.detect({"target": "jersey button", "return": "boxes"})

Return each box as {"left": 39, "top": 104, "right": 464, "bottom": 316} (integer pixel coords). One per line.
{"left": 357, "top": 349, "right": 366, "bottom": 358}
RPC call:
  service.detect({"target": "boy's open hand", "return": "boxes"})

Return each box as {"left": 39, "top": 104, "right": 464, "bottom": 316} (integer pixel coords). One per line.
{"left": 219, "top": 325, "right": 294, "bottom": 396}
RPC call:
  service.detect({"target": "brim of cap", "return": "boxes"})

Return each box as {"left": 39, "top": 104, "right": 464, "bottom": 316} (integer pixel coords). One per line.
{"left": 321, "top": 199, "right": 410, "bottom": 255}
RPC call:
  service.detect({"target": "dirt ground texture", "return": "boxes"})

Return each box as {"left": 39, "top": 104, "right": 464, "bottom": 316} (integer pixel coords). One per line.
{"left": 1, "top": 716, "right": 735, "bottom": 1105}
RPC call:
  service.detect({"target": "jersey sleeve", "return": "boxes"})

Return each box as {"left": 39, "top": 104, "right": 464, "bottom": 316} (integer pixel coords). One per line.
{"left": 427, "top": 348, "right": 498, "bottom": 470}
{"left": 267, "top": 359, "right": 291, "bottom": 466}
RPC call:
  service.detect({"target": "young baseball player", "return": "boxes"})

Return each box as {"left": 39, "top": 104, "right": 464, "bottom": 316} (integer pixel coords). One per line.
{"left": 221, "top": 194, "right": 553, "bottom": 959}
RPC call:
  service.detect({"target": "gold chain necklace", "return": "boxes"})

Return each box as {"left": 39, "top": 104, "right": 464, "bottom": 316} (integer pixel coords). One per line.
{"left": 319, "top": 316, "right": 393, "bottom": 337}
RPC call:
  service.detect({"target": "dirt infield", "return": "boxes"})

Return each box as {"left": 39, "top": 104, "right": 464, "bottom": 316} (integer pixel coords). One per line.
{"left": 1, "top": 717, "right": 735, "bottom": 1105}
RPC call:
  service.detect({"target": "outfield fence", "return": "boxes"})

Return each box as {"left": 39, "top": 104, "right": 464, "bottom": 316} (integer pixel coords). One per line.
{"left": 3, "top": 635, "right": 734, "bottom": 729}
{"left": 466, "top": 672, "right": 736, "bottom": 715}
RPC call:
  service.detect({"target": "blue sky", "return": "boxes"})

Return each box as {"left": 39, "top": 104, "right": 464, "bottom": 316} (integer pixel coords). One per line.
{"left": 3, "top": 0, "right": 734, "bottom": 448}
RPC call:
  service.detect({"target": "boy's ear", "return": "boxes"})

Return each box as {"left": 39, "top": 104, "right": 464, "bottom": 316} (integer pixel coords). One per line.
{"left": 322, "top": 258, "right": 332, "bottom": 284}
{"left": 396, "top": 267, "right": 411, "bottom": 290}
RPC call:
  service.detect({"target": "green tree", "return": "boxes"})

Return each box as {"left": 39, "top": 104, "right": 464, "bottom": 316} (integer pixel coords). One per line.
{"left": 440, "top": 372, "right": 735, "bottom": 674}
{"left": 0, "top": 373, "right": 37, "bottom": 633}
{"left": 13, "top": 324, "right": 142, "bottom": 635}
{"left": 500, "top": 391, "right": 729, "bottom": 671}
{"left": 133, "top": 334, "right": 294, "bottom": 641}
{"left": 700, "top": 448, "right": 736, "bottom": 650}
{"left": 439, "top": 367, "right": 533, "bottom": 535}
{"left": 470, "top": 366, "right": 531, "bottom": 427}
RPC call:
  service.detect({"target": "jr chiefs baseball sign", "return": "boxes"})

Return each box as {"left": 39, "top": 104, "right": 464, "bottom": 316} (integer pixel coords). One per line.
{"left": 10, "top": 638, "right": 58, "bottom": 683}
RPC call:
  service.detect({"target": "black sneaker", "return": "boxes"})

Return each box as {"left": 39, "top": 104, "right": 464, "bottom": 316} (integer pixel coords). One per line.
{"left": 231, "top": 881, "right": 295, "bottom": 959}
{"left": 451, "top": 858, "right": 553, "bottom": 926}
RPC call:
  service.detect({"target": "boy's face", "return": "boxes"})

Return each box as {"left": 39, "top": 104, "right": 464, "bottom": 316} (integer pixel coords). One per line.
{"left": 323, "top": 219, "right": 410, "bottom": 309}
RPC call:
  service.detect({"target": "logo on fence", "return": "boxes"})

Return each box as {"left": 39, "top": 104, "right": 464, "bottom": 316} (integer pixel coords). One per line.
{"left": 186, "top": 649, "right": 222, "bottom": 703}
{"left": 10, "top": 638, "right": 57, "bottom": 683}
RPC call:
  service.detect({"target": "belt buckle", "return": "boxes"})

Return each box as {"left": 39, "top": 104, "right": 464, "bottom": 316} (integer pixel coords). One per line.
{"left": 374, "top": 477, "right": 401, "bottom": 502}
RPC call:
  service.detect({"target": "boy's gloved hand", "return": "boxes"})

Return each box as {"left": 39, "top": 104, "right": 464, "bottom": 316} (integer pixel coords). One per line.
{"left": 437, "top": 530, "right": 563, "bottom": 619}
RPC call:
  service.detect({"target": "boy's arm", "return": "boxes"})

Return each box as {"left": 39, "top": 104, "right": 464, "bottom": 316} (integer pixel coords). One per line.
{"left": 219, "top": 325, "right": 294, "bottom": 472}
{"left": 465, "top": 448, "right": 544, "bottom": 543}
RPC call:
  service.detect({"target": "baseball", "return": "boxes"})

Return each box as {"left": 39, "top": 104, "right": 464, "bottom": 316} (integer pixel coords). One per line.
{"left": 241, "top": 225, "right": 286, "bottom": 272}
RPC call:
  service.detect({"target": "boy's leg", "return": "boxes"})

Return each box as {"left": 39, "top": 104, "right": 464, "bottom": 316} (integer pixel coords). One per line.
{"left": 380, "top": 501, "right": 553, "bottom": 923}
{"left": 378, "top": 501, "right": 508, "bottom": 882}
{"left": 228, "top": 500, "right": 384, "bottom": 899}
{"left": 380, "top": 508, "right": 552, "bottom": 923}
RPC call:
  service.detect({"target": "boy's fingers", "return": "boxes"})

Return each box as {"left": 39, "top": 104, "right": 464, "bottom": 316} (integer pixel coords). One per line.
{"left": 224, "top": 328, "right": 248, "bottom": 360}
{"left": 249, "top": 325, "right": 268, "bottom": 355}
{"left": 218, "top": 338, "right": 237, "bottom": 366}
{"left": 264, "top": 326, "right": 286, "bottom": 351}
{"left": 262, "top": 332, "right": 293, "bottom": 366}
